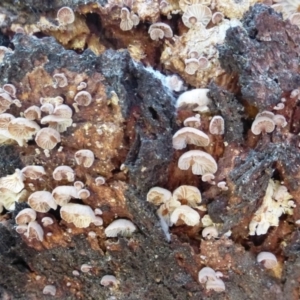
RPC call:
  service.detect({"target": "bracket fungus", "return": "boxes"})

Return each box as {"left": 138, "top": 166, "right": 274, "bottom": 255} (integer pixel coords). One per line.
{"left": 172, "top": 127, "right": 209, "bottom": 149}
{"left": 178, "top": 150, "right": 217, "bottom": 175}
{"left": 104, "top": 219, "right": 136, "bottom": 237}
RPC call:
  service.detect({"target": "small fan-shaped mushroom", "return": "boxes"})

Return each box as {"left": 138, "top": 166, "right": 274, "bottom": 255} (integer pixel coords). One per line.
{"left": 148, "top": 23, "right": 173, "bottom": 40}
{"left": 53, "top": 104, "right": 73, "bottom": 118}
{"left": 81, "top": 264, "right": 92, "bottom": 273}
{"left": 0, "top": 113, "right": 15, "bottom": 129}
{"left": 172, "top": 185, "right": 201, "bottom": 208}
{"left": 172, "top": 127, "right": 209, "bottom": 149}
{"left": 0, "top": 169, "right": 24, "bottom": 193}
{"left": 53, "top": 166, "right": 75, "bottom": 182}
{"left": 198, "top": 57, "right": 209, "bottom": 70}
{"left": 217, "top": 181, "right": 228, "bottom": 191}
{"left": 209, "top": 116, "right": 224, "bottom": 135}
{"left": 41, "top": 103, "right": 54, "bottom": 114}
{"left": 3, "top": 84, "right": 16, "bottom": 98}
{"left": 74, "top": 91, "right": 92, "bottom": 106}
{"left": 93, "top": 216, "right": 103, "bottom": 226}
{"left": 289, "top": 12, "right": 300, "bottom": 28}
{"left": 104, "top": 219, "right": 136, "bottom": 237}
{"left": 25, "top": 221, "right": 44, "bottom": 241}
{"left": 41, "top": 115, "right": 73, "bottom": 133}
{"left": 182, "top": 4, "right": 212, "bottom": 28}
{"left": 40, "top": 96, "right": 64, "bottom": 106}
{"left": 251, "top": 116, "right": 275, "bottom": 135}
{"left": 74, "top": 149, "right": 95, "bottom": 168}
{"left": 170, "top": 205, "right": 200, "bottom": 226}
{"left": 0, "top": 187, "right": 22, "bottom": 210}
{"left": 212, "top": 11, "right": 224, "bottom": 24}
{"left": 202, "top": 226, "right": 218, "bottom": 239}
{"left": 52, "top": 185, "right": 78, "bottom": 206}
{"left": 24, "top": 106, "right": 41, "bottom": 121}
{"left": 35, "top": 127, "right": 61, "bottom": 150}
{"left": 206, "top": 278, "right": 225, "bottom": 293}
{"left": 77, "top": 81, "right": 87, "bottom": 91}
{"left": 95, "top": 176, "right": 105, "bottom": 186}
{"left": 74, "top": 181, "right": 84, "bottom": 191}
{"left": 198, "top": 267, "right": 217, "bottom": 283}
{"left": 273, "top": 115, "right": 287, "bottom": 128}
{"left": 178, "top": 150, "right": 217, "bottom": 175}
{"left": 41, "top": 217, "right": 54, "bottom": 227}
{"left": 202, "top": 173, "right": 215, "bottom": 185}
{"left": 57, "top": 6, "right": 75, "bottom": 25}
{"left": 60, "top": 203, "right": 96, "bottom": 228}
{"left": 183, "top": 114, "right": 201, "bottom": 128}
{"left": 78, "top": 189, "right": 90, "bottom": 199}
{"left": 16, "top": 224, "right": 28, "bottom": 234}
{"left": 53, "top": 73, "right": 68, "bottom": 88}
{"left": 21, "top": 165, "right": 46, "bottom": 180}
{"left": 43, "top": 285, "right": 56, "bottom": 296}
{"left": 28, "top": 191, "right": 57, "bottom": 212}
{"left": 101, "top": 275, "right": 118, "bottom": 286}
{"left": 147, "top": 187, "right": 172, "bottom": 205}
{"left": 15, "top": 208, "right": 37, "bottom": 224}
{"left": 184, "top": 58, "right": 200, "bottom": 75}
{"left": 257, "top": 252, "right": 278, "bottom": 269}
{"left": 120, "top": 8, "right": 134, "bottom": 31}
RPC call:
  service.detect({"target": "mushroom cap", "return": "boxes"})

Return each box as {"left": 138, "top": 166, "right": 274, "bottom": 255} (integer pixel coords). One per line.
{"left": 25, "top": 221, "right": 44, "bottom": 241}
{"left": 202, "top": 173, "right": 215, "bottom": 184}
{"left": 41, "top": 115, "right": 73, "bottom": 133}
{"left": 41, "top": 217, "right": 54, "bottom": 227}
{"left": 52, "top": 185, "right": 78, "bottom": 206}
{"left": 74, "top": 91, "right": 92, "bottom": 106}
{"left": 28, "top": 191, "right": 57, "bottom": 212}
{"left": 273, "top": 114, "right": 287, "bottom": 128}
{"left": 74, "top": 180, "right": 85, "bottom": 191}
{"left": 0, "top": 187, "right": 20, "bottom": 210}
{"left": 80, "top": 264, "right": 92, "bottom": 273}
{"left": 0, "top": 169, "right": 24, "bottom": 193}
{"left": 182, "top": 4, "right": 212, "bottom": 28}
{"left": 176, "top": 88, "right": 211, "bottom": 112}
{"left": 149, "top": 27, "right": 164, "bottom": 40}
{"left": 43, "top": 285, "right": 56, "bottom": 296}
{"left": 251, "top": 116, "right": 275, "bottom": 135}
{"left": 0, "top": 113, "right": 15, "bottom": 129}
{"left": 206, "top": 278, "right": 225, "bottom": 292}
{"left": 172, "top": 127, "right": 210, "bottom": 149}
{"left": 78, "top": 188, "right": 90, "bottom": 199}
{"left": 40, "top": 103, "right": 54, "bottom": 114}
{"left": 16, "top": 224, "right": 28, "bottom": 234}
{"left": 104, "top": 219, "right": 136, "bottom": 237}
{"left": 53, "top": 104, "right": 73, "bottom": 118}
{"left": 15, "top": 208, "right": 37, "bottom": 224}
{"left": 24, "top": 106, "right": 41, "bottom": 121}
{"left": 3, "top": 84, "right": 17, "bottom": 98}
{"left": 60, "top": 203, "right": 96, "bottom": 228}
{"left": 95, "top": 176, "right": 105, "bottom": 186}
{"left": 77, "top": 81, "right": 87, "bottom": 91}
{"left": 172, "top": 185, "right": 201, "bottom": 208}
{"left": 35, "top": 127, "right": 61, "bottom": 149}
{"left": 93, "top": 216, "right": 103, "bottom": 226}
{"left": 212, "top": 11, "right": 224, "bottom": 24}
{"left": 202, "top": 226, "right": 218, "bottom": 239}
{"left": 170, "top": 205, "right": 200, "bottom": 226}
{"left": 183, "top": 115, "right": 201, "bottom": 128}
{"left": 53, "top": 73, "right": 68, "bottom": 88}
{"left": 53, "top": 166, "right": 75, "bottom": 182}
{"left": 147, "top": 187, "right": 172, "bottom": 205}
{"left": 184, "top": 58, "right": 200, "bottom": 75}
{"left": 74, "top": 149, "right": 95, "bottom": 168}
{"left": 100, "top": 275, "right": 118, "bottom": 286}
{"left": 198, "top": 267, "right": 217, "bottom": 283}
{"left": 209, "top": 116, "right": 225, "bottom": 135}
{"left": 178, "top": 150, "right": 217, "bottom": 175}
{"left": 148, "top": 22, "right": 173, "bottom": 38}
{"left": 21, "top": 165, "right": 46, "bottom": 180}
{"left": 57, "top": 6, "right": 75, "bottom": 25}
{"left": 257, "top": 251, "right": 278, "bottom": 269}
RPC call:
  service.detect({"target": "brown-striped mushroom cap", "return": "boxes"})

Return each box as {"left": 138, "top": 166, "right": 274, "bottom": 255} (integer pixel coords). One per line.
{"left": 24, "top": 106, "right": 41, "bottom": 121}
{"left": 178, "top": 150, "right": 217, "bottom": 175}
{"left": 25, "top": 221, "right": 44, "bottom": 241}
{"left": 120, "top": 8, "right": 134, "bottom": 31}
{"left": 209, "top": 116, "right": 225, "bottom": 135}
{"left": 182, "top": 4, "right": 212, "bottom": 28}
{"left": 3, "top": 84, "right": 16, "bottom": 98}
{"left": 52, "top": 185, "right": 78, "bottom": 206}
{"left": 60, "top": 203, "right": 96, "bottom": 228}
{"left": 148, "top": 23, "right": 173, "bottom": 40}
{"left": 170, "top": 205, "right": 200, "bottom": 226}
{"left": 28, "top": 191, "right": 57, "bottom": 212}
{"left": 53, "top": 166, "right": 75, "bottom": 182}
{"left": 0, "top": 92, "right": 13, "bottom": 113}
{"left": 35, "top": 127, "right": 61, "bottom": 149}
{"left": 41, "top": 115, "right": 73, "bottom": 133}
{"left": 172, "top": 185, "right": 201, "bottom": 208}
{"left": 21, "top": 165, "right": 46, "bottom": 180}
{"left": 251, "top": 116, "right": 275, "bottom": 135}
{"left": 57, "top": 6, "right": 75, "bottom": 25}
{"left": 74, "top": 91, "right": 92, "bottom": 106}
{"left": 15, "top": 208, "right": 37, "bottom": 224}
{"left": 74, "top": 149, "right": 95, "bottom": 168}
{"left": 53, "top": 73, "right": 68, "bottom": 88}
{"left": 147, "top": 187, "right": 172, "bottom": 205}
{"left": 0, "top": 169, "right": 24, "bottom": 193}
{"left": 172, "top": 127, "right": 209, "bottom": 149}
{"left": 104, "top": 219, "right": 136, "bottom": 237}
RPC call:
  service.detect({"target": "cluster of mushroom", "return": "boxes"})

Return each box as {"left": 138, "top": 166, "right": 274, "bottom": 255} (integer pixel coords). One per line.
{"left": 198, "top": 266, "right": 225, "bottom": 293}
{"left": 251, "top": 110, "right": 287, "bottom": 135}
{"left": 174, "top": 89, "right": 226, "bottom": 186}
{"left": 249, "top": 179, "right": 295, "bottom": 235}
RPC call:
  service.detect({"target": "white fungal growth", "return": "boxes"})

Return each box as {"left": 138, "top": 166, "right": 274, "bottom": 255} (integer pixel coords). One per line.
{"left": 104, "top": 219, "right": 136, "bottom": 237}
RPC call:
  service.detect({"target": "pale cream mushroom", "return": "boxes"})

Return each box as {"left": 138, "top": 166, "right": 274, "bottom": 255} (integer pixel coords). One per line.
{"left": 3, "top": 83, "right": 16, "bottom": 98}
{"left": 206, "top": 278, "right": 225, "bottom": 293}
{"left": 170, "top": 205, "right": 200, "bottom": 226}
{"left": 256, "top": 111, "right": 274, "bottom": 119}
{"left": 43, "top": 285, "right": 56, "bottom": 296}
{"left": 53, "top": 73, "right": 68, "bottom": 88}
{"left": 16, "top": 225, "right": 28, "bottom": 234}
{"left": 100, "top": 275, "right": 118, "bottom": 286}
{"left": 0, "top": 187, "right": 23, "bottom": 210}
{"left": 209, "top": 116, "right": 225, "bottom": 135}
{"left": 74, "top": 181, "right": 84, "bottom": 191}
{"left": 198, "top": 57, "right": 209, "bottom": 70}
{"left": 40, "top": 96, "right": 64, "bottom": 106}
{"left": 81, "top": 264, "right": 92, "bottom": 273}
{"left": 198, "top": 267, "right": 217, "bottom": 283}
{"left": 0, "top": 113, "right": 15, "bottom": 129}
{"left": 182, "top": 4, "right": 212, "bottom": 28}
{"left": 24, "top": 106, "right": 41, "bottom": 121}
{"left": 212, "top": 11, "right": 224, "bottom": 24}
{"left": 35, "top": 127, "right": 61, "bottom": 150}
{"left": 57, "top": 6, "right": 75, "bottom": 25}
{"left": 257, "top": 251, "right": 278, "bottom": 269}
{"left": 183, "top": 114, "right": 201, "bottom": 128}
{"left": 289, "top": 12, "right": 300, "bottom": 28}
{"left": 74, "top": 91, "right": 92, "bottom": 106}
{"left": 52, "top": 185, "right": 78, "bottom": 206}
{"left": 178, "top": 150, "right": 218, "bottom": 175}
{"left": 0, "top": 169, "right": 24, "bottom": 193}
{"left": 202, "top": 173, "right": 215, "bottom": 185}
{"left": 172, "top": 127, "right": 209, "bottom": 149}
{"left": 202, "top": 226, "right": 218, "bottom": 239}
{"left": 8, "top": 118, "right": 40, "bottom": 146}
{"left": 176, "top": 89, "right": 211, "bottom": 112}
{"left": 25, "top": 221, "right": 44, "bottom": 241}
{"left": 251, "top": 116, "right": 275, "bottom": 135}
{"left": 184, "top": 58, "right": 199, "bottom": 75}
{"left": 217, "top": 181, "right": 228, "bottom": 191}
{"left": 15, "top": 208, "right": 37, "bottom": 224}
{"left": 273, "top": 115, "right": 287, "bottom": 128}
{"left": 53, "top": 166, "right": 75, "bottom": 182}
{"left": 78, "top": 189, "right": 90, "bottom": 199}
{"left": 41, "top": 115, "right": 73, "bottom": 133}
{"left": 148, "top": 23, "right": 173, "bottom": 41}
{"left": 147, "top": 187, "right": 172, "bottom": 205}
{"left": 77, "top": 81, "right": 87, "bottom": 91}
{"left": 28, "top": 191, "right": 57, "bottom": 212}
{"left": 104, "top": 219, "right": 136, "bottom": 237}
{"left": 93, "top": 216, "right": 103, "bottom": 226}
{"left": 74, "top": 149, "right": 95, "bottom": 168}
{"left": 41, "top": 217, "right": 54, "bottom": 227}
{"left": 60, "top": 203, "right": 96, "bottom": 228}
{"left": 95, "top": 176, "right": 105, "bottom": 186}
{"left": 40, "top": 103, "right": 54, "bottom": 114}
{"left": 172, "top": 185, "right": 201, "bottom": 208}
{"left": 120, "top": 8, "right": 139, "bottom": 31}
{"left": 21, "top": 165, "right": 46, "bottom": 180}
